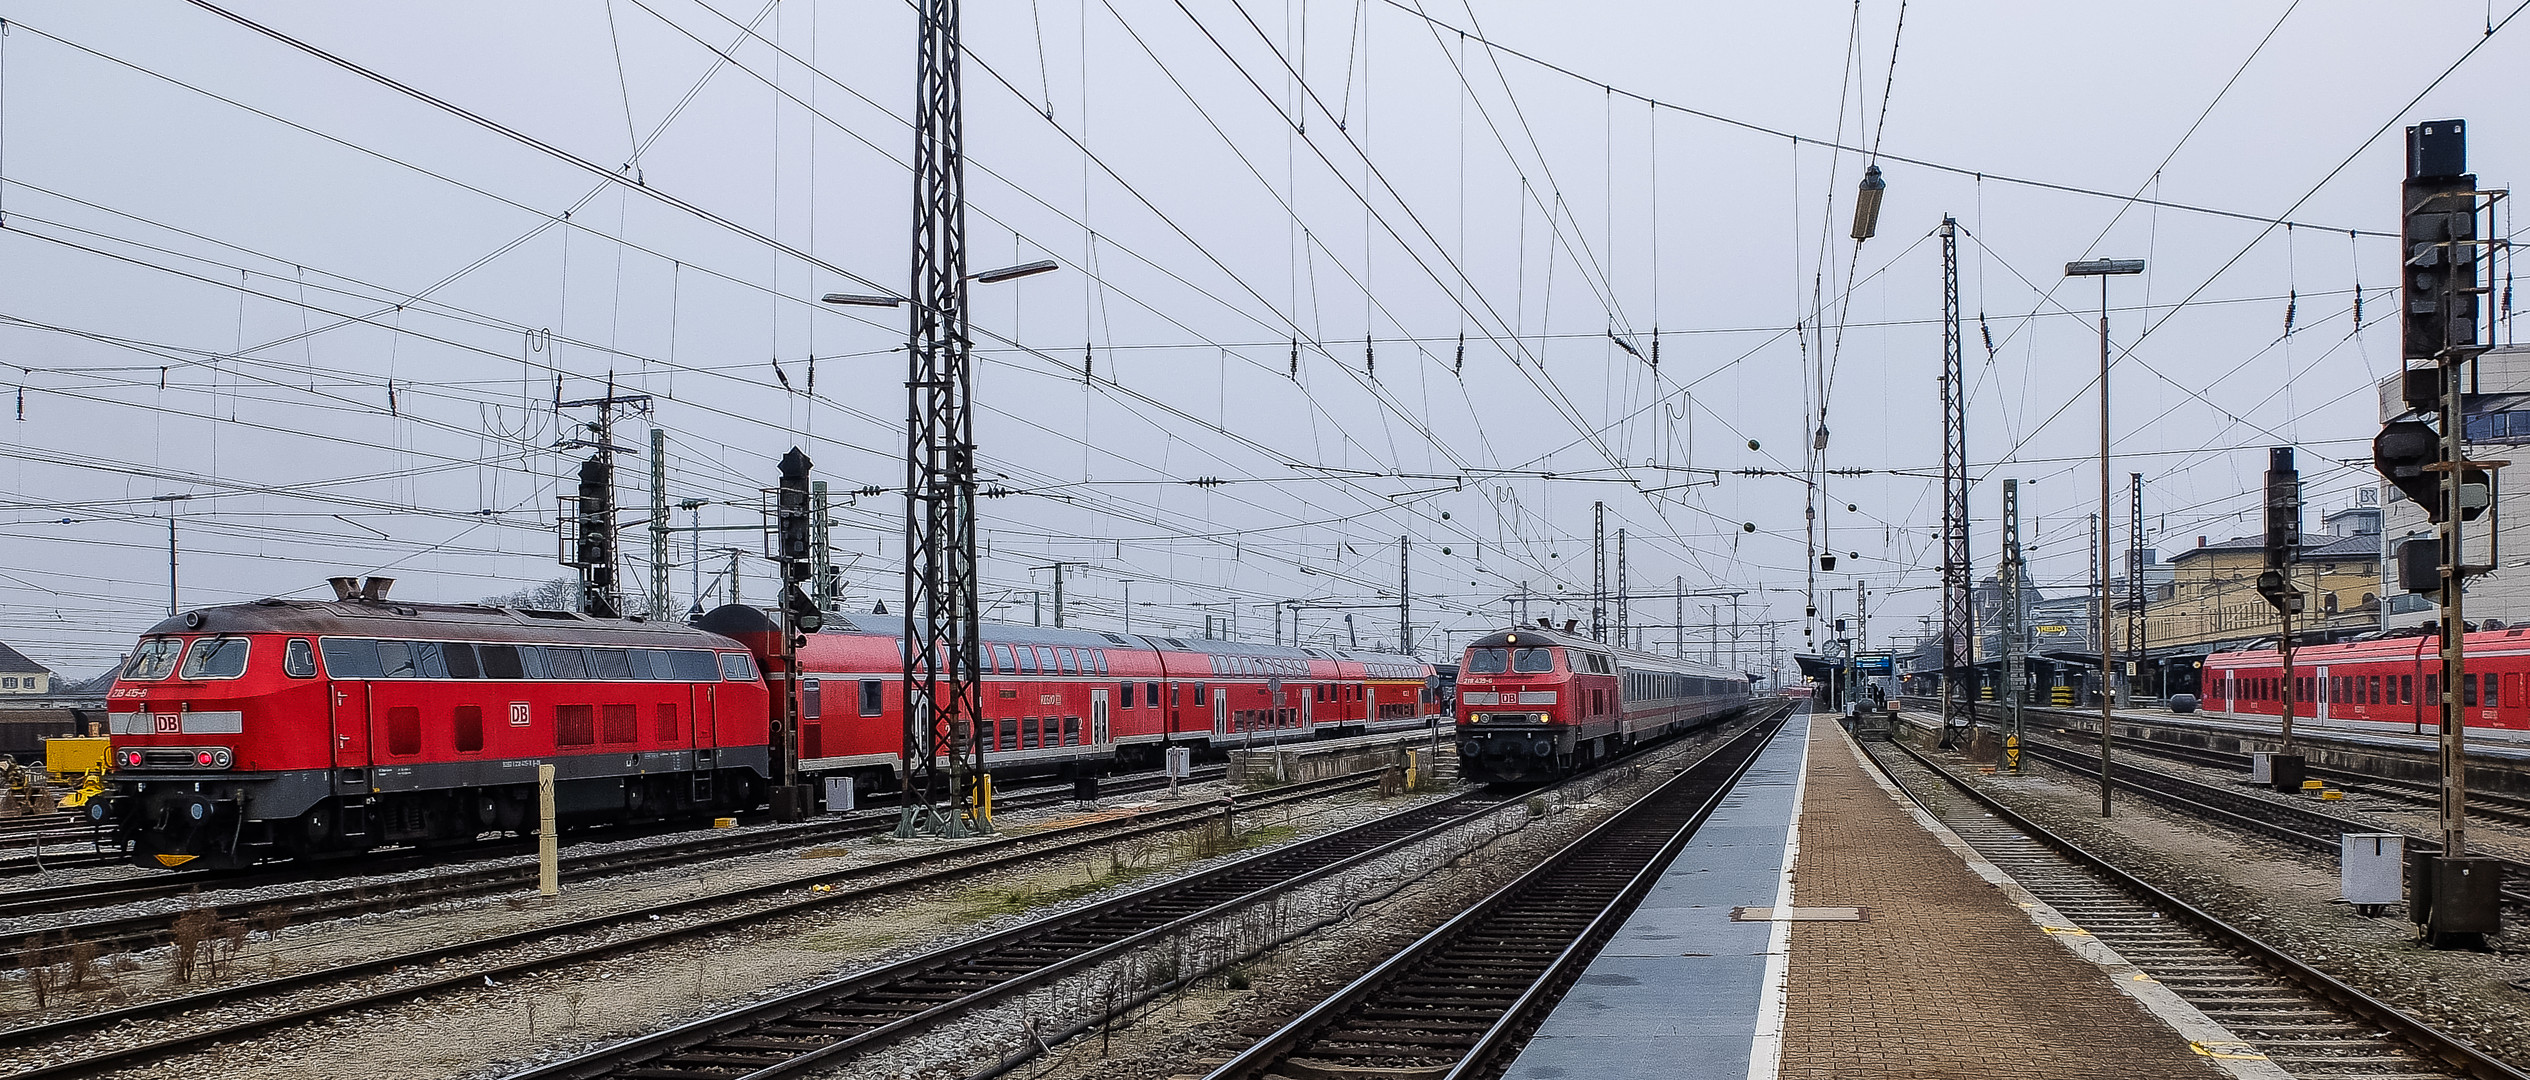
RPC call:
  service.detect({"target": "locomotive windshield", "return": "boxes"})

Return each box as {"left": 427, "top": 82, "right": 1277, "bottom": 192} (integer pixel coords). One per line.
{"left": 177, "top": 637, "right": 251, "bottom": 680}
{"left": 1465, "top": 647, "right": 1555, "bottom": 674}
{"left": 123, "top": 637, "right": 183, "bottom": 680}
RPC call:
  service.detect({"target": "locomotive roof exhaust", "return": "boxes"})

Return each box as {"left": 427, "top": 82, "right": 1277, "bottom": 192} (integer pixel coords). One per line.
{"left": 327, "top": 576, "right": 396, "bottom": 602}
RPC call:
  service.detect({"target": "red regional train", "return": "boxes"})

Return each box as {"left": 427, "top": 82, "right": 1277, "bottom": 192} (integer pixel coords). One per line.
{"left": 2203, "top": 627, "right": 2530, "bottom": 741}
{"left": 1453, "top": 625, "right": 1756, "bottom": 783}
{"left": 90, "top": 582, "right": 1440, "bottom": 867}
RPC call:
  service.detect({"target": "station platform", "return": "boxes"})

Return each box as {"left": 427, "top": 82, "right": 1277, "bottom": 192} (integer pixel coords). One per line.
{"left": 1505, "top": 708, "right": 2265, "bottom": 1080}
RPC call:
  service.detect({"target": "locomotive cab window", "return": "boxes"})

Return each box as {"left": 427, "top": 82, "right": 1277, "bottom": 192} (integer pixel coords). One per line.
{"left": 124, "top": 637, "right": 184, "bottom": 681}
{"left": 1466, "top": 648, "right": 1508, "bottom": 674}
{"left": 1513, "top": 648, "right": 1554, "bottom": 673}
{"left": 178, "top": 636, "right": 252, "bottom": 681}
{"left": 283, "top": 638, "right": 318, "bottom": 678}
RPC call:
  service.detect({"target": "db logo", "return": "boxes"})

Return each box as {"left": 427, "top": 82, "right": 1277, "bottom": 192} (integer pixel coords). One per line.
{"left": 509, "top": 703, "right": 531, "bottom": 727}
{"left": 154, "top": 713, "right": 182, "bottom": 734}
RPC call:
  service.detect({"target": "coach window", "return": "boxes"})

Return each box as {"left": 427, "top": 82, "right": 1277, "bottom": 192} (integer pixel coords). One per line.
{"left": 999, "top": 716, "right": 1019, "bottom": 749}
{"left": 1017, "top": 646, "right": 1038, "bottom": 675}
{"left": 2464, "top": 672, "right": 2480, "bottom": 707}
{"left": 2401, "top": 674, "right": 2414, "bottom": 704}
{"left": 1094, "top": 651, "right": 1109, "bottom": 675}
{"left": 860, "top": 680, "right": 884, "bottom": 716}
{"left": 1148, "top": 681, "right": 1162, "bottom": 706}
{"left": 719, "top": 653, "right": 758, "bottom": 682}
{"left": 284, "top": 639, "right": 318, "bottom": 678}
{"left": 1121, "top": 682, "right": 1136, "bottom": 708}
{"left": 1058, "top": 648, "right": 1079, "bottom": 675}
{"left": 993, "top": 644, "right": 1016, "bottom": 674}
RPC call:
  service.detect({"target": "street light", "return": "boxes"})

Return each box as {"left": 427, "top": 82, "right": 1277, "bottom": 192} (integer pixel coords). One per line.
{"left": 2066, "top": 255, "right": 2145, "bottom": 817}
{"left": 151, "top": 494, "right": 193, "bottom": 615}
{"left": 819, "top": 262, "right": 1059, "bottom": 309}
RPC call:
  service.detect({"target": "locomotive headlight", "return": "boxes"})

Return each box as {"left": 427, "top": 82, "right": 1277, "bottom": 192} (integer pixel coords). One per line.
{"left": 213, "top": 749, "right": 232, "bottom": 768}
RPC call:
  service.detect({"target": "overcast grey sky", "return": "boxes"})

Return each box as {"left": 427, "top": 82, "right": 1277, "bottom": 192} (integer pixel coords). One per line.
{"left": 0, "top": 1, "right": 2521, "bottom": 675}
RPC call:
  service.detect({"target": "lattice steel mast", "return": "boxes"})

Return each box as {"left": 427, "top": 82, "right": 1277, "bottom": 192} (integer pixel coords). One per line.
{"left": 1939, "top": 216, "right": 1973, "bottom": 734}
{"left": 899, "top": 0, "right": 987, "bottom": 837}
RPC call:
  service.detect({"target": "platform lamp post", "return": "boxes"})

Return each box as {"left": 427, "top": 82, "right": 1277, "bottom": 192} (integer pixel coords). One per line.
{"left": 151, "top": 493, "right": 193, "bottom": 615}
{"left": 2067, "top": 256, "right": 2145, "bottom": 818}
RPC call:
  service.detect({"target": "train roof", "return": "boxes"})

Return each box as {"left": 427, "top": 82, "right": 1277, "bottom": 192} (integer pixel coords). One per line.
{"left": 1461, "top": 626, "right": 1747, "bottom": 681}
{"left": 142, "top": 598, "right": 739, "bottom": 649}
{"left": 817, "top": 612, "right": 1426, "bottom": 669}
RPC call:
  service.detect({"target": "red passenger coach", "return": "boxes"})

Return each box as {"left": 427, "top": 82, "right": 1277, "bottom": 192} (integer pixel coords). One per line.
{"left": 2203, "top": 628, "right": 2530, "bottom": 742}
{"left": 93, "top": 587, "right": 772, "bottom": 867}
{"left": 1454, "top": 626, "right": 1753, "bottom": 783}
{"left": 769, "top": 614, "right": 1441, "bottom": 793}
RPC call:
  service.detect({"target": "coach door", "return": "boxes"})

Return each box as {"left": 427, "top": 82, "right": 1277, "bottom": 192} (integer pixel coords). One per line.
{"left": 2313, "top": 665, "right": 2330, "bottom": 723}
{"left": 1213, "top": 687, "right": 1229, "bottom": 736}
{"left": 328, "top": 679, "right": 373, "bottom": 792}
{"left": 1301, "top": 686, "right": 1316, "bottom": 729}
{"left": 1091, "top": 688, "right": 1111, "bottom": 745}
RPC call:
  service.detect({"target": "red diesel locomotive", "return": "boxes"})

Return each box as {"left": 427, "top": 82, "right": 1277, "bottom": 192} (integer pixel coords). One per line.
{"left": 1453, "top": 625, "right": 1755, "bottom": 783}
{"left": 94, "top": 583, "right": 1440, "bottom": 867}
{"left": 2203, "top": 627, "right": 2530, "bottom": 741}
{"left": 93, "top": 583, "right": 773, "bottom": 867}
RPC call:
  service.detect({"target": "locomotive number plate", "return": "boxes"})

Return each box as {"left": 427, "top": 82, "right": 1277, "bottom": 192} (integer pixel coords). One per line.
{"left": 154, "top": 713, "right": 181, "bottom": 734}
{"left": 509, "top": 702, "right": 531, "bottom": 727}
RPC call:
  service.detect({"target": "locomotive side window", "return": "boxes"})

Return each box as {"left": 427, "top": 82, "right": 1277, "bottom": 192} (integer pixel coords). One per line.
{"left": 591, "top": 648, "right": 633, "bottom": 681}
{"left": 284, "top": 638, "right": 318, "bottom": 678}
{"left": 319, "top": 638, "right": 383, "bottom": 678}
{"left": 518, "top": 645, "right": 552, "bottom": 679}
{"left": 443, "top": 642, "right": 482, "bottom": 680}
{"left": 546, "top": 647, "right": 590, "bottom": 680}
{"left": 412, "top": 642, "right": 451, "bottom": 679}
{"left": 669, "top": 649, "right": 719, "bottom": 681}
{"left": 719, "top": 652, "right": 758, "bottom": 681}
{"left": 124, "top": 637, "right": 184, "bottom": 680}
{"left": 375, "top": 641, "right": 418, "bottom": 679}
{"left": 1514, "top": 649, "right": 1554, "bottom": 673}
{"left": 179, "top": 637, "right": 252, "bottom": 680}
{"left": 623, "top": 649, "right": 654, "bottom": 680}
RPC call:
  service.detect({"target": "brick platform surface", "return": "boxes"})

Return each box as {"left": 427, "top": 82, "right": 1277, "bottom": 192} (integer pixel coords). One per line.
{"left": 1778, "top": 726, "right": 2226, "bottom": 1079}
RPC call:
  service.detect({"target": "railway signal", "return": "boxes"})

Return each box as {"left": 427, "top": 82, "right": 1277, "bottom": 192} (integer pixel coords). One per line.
{"left": 2258, "top": 448, "right": 2307, "bottom": 791}
{"left": 571, "top": 454, "right": 619, "bottom": 618}
{"left": 2376, "top": 118, "right": 2509, "bottom": 948}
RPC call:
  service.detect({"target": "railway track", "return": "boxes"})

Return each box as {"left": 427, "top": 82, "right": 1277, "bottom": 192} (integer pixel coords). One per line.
{"left": 2023, "top": 719, "right": 2530, "bottom": 831}
{"left": 0, "top": 766, "right": 1385, "bottom": 1080}
{"left": 1863, "top": 736, "right": 2527, "bottom": 1080}
{"left": 500, "top": 716, "right": 1777, "bottom": 1080}
{"left": 1198, "top": 716, "right": 1784, "bottom": 1080}
{"left": 0, "top": 765, "right": 1230, "bottom": 964}
{"left": 2004, "top": 734, "right": 2530, "bottom": 908}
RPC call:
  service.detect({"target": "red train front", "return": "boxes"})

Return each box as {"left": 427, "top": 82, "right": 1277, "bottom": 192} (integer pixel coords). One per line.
{"left": 1453, "top": 625, "right": 1752, "bottom": 783}
{"left": 89, "top": 580, "right": 772, "bottom": 868}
